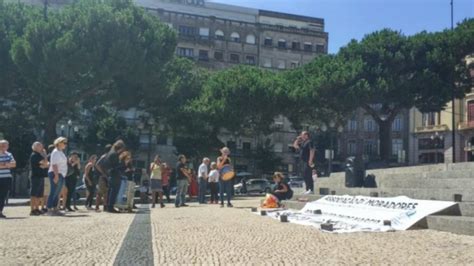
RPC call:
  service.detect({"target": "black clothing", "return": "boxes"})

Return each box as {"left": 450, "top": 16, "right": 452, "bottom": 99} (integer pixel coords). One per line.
{"left": 176, "top": 162, "right": 187, "bottom": 180}
{"left": 303, "top": 164, "right": 314, "bottom": 192}
{"left": 66, "top": 163, "right": 80, "bottom": 209}
{"left": 30, "top": 178, "right": 44, "bottom": 197}
{"left": 210, "top": 182, "right": 219, "bottom": 202}
{"left": 299, "top": 139, "right": 315, "bottom": 163}
{"left": 30, "top": 152, "right": 47, "bottom": 179}
{"left": 272, "top": 181, "right": 293, "bottom": 201}
{"left": 0, "top": 178, "right": 12, "bottom": 212}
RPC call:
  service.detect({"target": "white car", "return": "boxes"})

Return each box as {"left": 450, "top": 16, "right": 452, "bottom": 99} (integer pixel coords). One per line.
{"left": 234, "top": 179, "right": 272, "bottom": 194}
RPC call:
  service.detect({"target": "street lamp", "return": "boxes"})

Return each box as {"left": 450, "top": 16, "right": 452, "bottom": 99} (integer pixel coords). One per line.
{"left": 138, "top": 115, "right": 156, "bottom": 169}
{"left": 431, "top": 132, "right": 444, "bottom": 164}
{"left": 321, "top": 121, "right": 343, "bottom": 176}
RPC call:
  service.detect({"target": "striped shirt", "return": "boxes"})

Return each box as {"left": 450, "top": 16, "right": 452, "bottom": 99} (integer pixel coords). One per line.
{"left": 0, "top": 152, "right": 15, "bottom": 179}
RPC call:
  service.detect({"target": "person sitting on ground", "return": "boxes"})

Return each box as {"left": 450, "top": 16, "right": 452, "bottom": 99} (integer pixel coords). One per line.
{"left": 271, "top": 172, "right": 293, "bottom": 202}
{"left": 261, "top": 172, "right": 293, "bottom": 209}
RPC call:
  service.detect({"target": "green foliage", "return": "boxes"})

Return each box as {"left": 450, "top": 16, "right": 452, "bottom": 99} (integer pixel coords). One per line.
{"left": 9, "top": 0, "right": 177, "bottom": 141}
{"left": 80, "top": 105, "right": 139, "bottom": 154}
{"left": 251, "top": 139, "right": 283, "bottom": 175}
{"left": 194, "top": 65, "right": 286, "bottom": 135}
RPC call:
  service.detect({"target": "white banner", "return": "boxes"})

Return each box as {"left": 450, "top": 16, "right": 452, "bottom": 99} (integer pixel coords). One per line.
{"left": 265, "top": 195, "right": 456, "bottom": 233}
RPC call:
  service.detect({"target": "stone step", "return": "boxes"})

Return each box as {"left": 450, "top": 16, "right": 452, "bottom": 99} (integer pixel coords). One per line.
{"left": 378, "top": 178, "right": 474, "bottom": 189}
{"left": 426, "top": 215, "right": 474, "bottom": 236}
{"left": 315, "top": 187, "right": 474, "bottom": 202}
{"left": 434, "top": 202, "right": 474, "bottom": 217}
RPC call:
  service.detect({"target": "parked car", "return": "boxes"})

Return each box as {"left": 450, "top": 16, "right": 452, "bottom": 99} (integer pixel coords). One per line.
{"left": 288, "top": 176, "right": 304, "bottom": 188}
{"left": 234, "top": 178, "right": 272, "bottom": 194}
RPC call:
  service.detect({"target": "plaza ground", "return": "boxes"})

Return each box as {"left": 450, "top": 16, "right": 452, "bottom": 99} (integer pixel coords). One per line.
{"left": 0, "top": 198, "right": 473, "bottom": 265}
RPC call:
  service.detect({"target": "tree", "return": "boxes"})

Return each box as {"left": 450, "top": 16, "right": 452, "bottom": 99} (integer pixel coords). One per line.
{"left": 251, "top": 139, "right": 282, "bottom": 175}
{"left": 10, "top": 0, "right": 177, "bottom": 142}
{"left": 335, "top": 25, "right": 473, "bottom": 162}
{"left": 194, "top": 65, "right": 287, "bottom": 135}
{"left": 80, "top": 105, "right": 139, "bottom": 154}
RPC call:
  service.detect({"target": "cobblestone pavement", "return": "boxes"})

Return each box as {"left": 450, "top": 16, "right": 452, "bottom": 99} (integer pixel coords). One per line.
{"left": 1, "top": 198, "right": 474, "bottom": 265}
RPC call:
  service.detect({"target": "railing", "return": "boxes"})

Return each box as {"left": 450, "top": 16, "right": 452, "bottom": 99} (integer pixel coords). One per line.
{"left": 414, "top": 124, "right": 449, "bottom": 133}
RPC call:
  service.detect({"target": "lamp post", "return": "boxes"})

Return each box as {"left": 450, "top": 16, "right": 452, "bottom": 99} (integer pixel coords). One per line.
{"left": 431, "top": 132, "right": 444, "bottom": 164}
{"left": 138, "top": 115, "right": 155, "bottom": 169}
{"left": 321, "top": 121, "right": 343, "bottom": 176}
{"left": 451, "top": 0, "right": 456, "bottom": 163}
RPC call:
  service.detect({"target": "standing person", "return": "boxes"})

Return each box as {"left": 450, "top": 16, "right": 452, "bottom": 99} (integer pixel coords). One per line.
{"left": 150, "top": 155, "right": 164, "bottom": 208}
{"left": 208, "top": 162, "right": 219, "bottom": 204}
{"left": 29, "top": 142, "right": 48, "bottom": 216}
{"left": 117, "top": 151, "right": 134, "bottom": 212}
{"left": 83, "top": 155, "right": 97, "bottom": 210}
{"left": 103, "top": 140, "right": 126, "bottom": 213}
{"left": 161, "top": 163, "right": 171, "bottom": 203}
{"left": 65, "top": 152, "right": 81, "bottom": 212}
{"left": 293, "top": 131, "right": 316, "bottom": 195}
{"left": 95, "top": 144, "right": 112, "bottom": 212}
{"left": 217, "top": 147, "right": 233, "bottom": 208}
{"left": 41, "top": 145, "right": 55, "bottom": 213}
{"left": 175, "top": 155, "right": 191, "bottom": 208}
{"left": 47, "top": 137, "right": 68, "bottom": 216}
{"left": 0, "top": 140, "right": 16, "bottom": 218}
{"left": 197, "top": 158, "right": 210, "bottom": 204}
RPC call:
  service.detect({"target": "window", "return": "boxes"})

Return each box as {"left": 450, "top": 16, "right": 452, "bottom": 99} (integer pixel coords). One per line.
{"left": 348, "top": 141, "right": 357, "bottom": 155}
{"left": 215, "top": 29, "right": 224, "bottom": 41}
{"left": 278, "top": 39, "right": 286, "bottom": 49}
{"left": 227, "top": 141, "right": 236, "bottom": 151}
{"left": 245, "top": 55, "right": 256, "bottom": 65}
{"left": 230, "top": 32, "right": 240, "bottom": 42}
{"left": 292, "top": 41, "right": 300, "bottom": 50}
{"left": 277, "top": 60, "right": 286, "bottom": 69}
{"left": 263, "top": 58, "right": 272, "bottom": 68}
{"left": 178, "top": 25, "right": 195, "bottom": 36}
{"left": 177, "top": 47, "right": 194, "bottom": 58}
{"left": 468, "top": 101, "right": 474, "bottom": 122}
{"left": 364, "top": 117, "right": 375, "bottom": 132}
{"left": 347, "top": 119, "right": 357, "bottom": 132}
{"left": 214, "top": 51, "right": 223, "bottom": 61}
{"left": 198, "top": 50, "right": 209, "bottom": 61}
{"left": 392, "top": 117, "right": 403, "bottom": 131}
{"left": 290, "top": 61, "right": 299, "bottom": 69}
{"left": 422, "top": 112, "right": 438, "bottom": 126}
{"left": 392, "top": 139, "right": 403, "bottom": 156}
{"left": 264, "top": 37, "right": 272, "bottom": 46}
{"left": 199, "top": 27, "right": 209, "bottom": 39}
{"left": 304, "top": 42, "right": 313, "bottom": 52}
{"left": 274, "top": 143, "right": 283, "bottom": 153}
{"left": 230, "top": 53, "right": 240, "bottom": 63}
{"left": 243, "top": 142, "right": 251, "bottom": 151}
{"left": 315, "top": 44, "right": 325, "bottom": 53}
{"left": 364, "top": 140, "right": 377, "bottom": 155}
{"left": 246, "top": 34, "right": 256, "bottom": 44}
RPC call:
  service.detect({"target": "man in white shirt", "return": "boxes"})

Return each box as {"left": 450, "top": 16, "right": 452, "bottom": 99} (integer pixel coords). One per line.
{"left": 0, "top": 140, "right": 16, "bottom": 218}
{"left": 197, "top": 158, "right": 210, "bottom": 204}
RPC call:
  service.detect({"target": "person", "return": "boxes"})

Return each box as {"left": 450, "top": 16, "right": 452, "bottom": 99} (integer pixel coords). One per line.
{"left": 150, "top": 155, "right": 164, "bottom": 208}
{"left": 65, "top": 152, "right": 81, "bottom": 212}
{"left": 41, "top": 145, "right": 55, "bottom": 213}
{"left": 293, "top": 131, "right": 316, "bottom": 194}
{"left": 118, "top": 151, "right": 134, "bottom": 212}
{"left": 95, "top": 144, "right": 112, "bottom": 212}
{"left": 197, "top": 157, "right": 210, "bottom": 204}
{"left": 161, "top": 163, "right": 171, "bottom": 203}
{"left": 217, "top": 147, "right": 233, "bottom": 208}
{"left": 208, "top": 162, "right": 219, "bottom": 204}
{"left": 104, "top": 140, "right": 126, "bottom": 213}
{"left": 83, "top": 155, "right": 97, "bottom": 210}
{"left": 0, "top": 140, "right": 16, "bottom": 218}
{"left": 29, "top": 142, "right": 48, "bottom": 216}
{"left": 271, "top": 172, "right": 293, "bottom": 202}
{"left": 140, "top": 180, "right": 150, "bottom": 204}
{"left": 188, "top": 170, "right": 198, "bottom": 198}
{"left": 175, "top": 154, "right": 192, "bottom": 208}
{"left": 47, "top": 137, "right": 68, "bottom": 216}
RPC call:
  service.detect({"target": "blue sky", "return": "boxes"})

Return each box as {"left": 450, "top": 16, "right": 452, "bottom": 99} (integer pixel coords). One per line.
{"left": 210, "top": 0, "right": 473, "bottom": 54}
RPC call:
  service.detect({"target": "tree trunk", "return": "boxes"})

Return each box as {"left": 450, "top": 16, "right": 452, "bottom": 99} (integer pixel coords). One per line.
{"left": 44, "top": 118, "right": 59, "bottom": 145}
{"left": 378, "top": 119, "right": 392, "bottom": 162}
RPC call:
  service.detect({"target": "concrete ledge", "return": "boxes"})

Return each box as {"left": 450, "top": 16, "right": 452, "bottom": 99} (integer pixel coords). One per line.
{"left": 426, "top": 215, "right": 474, "bottom": 236}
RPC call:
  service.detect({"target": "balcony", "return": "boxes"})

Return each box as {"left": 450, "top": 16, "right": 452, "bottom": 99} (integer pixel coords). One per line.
{"left": 458, "top": 121, "right": 474, "bottom": 131}
{"left": 414, "top": 124, "right": 449, "bottom": 133}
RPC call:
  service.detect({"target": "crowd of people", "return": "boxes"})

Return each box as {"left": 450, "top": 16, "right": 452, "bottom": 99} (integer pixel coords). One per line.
{"left": 0, "top": 130, "right": 315, "bottom": 218}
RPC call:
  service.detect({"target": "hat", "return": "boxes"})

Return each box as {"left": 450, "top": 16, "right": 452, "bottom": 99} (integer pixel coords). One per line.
{"left": 53, "top": 137, "right": 68, "bottom": 146}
